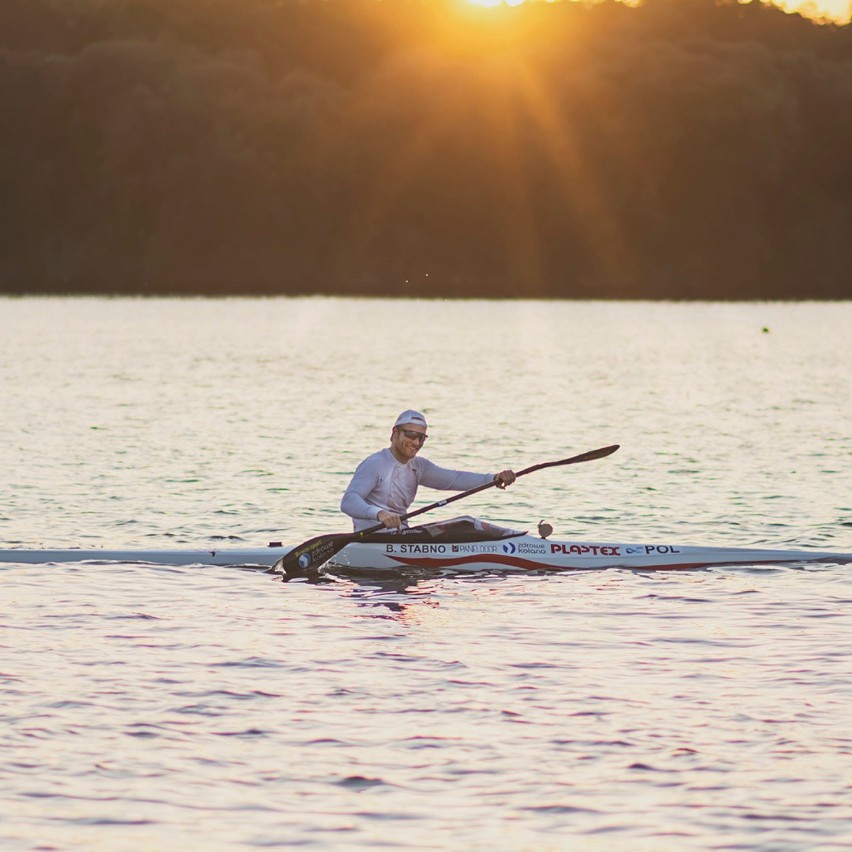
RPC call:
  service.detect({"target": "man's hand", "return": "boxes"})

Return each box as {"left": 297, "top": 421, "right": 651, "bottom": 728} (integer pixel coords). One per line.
{"left": 377, "top": 510, "right": 403, "bottom": 529}
{"left": 493, "top": 470, "right": 516, "bottom": 489}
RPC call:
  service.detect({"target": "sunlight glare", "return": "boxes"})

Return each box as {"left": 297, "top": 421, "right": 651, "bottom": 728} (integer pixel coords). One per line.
{"left": 462, "top": 0, "right": 850, "bottom": 23}
{"left": 778, "top": 0, "right": 852, "bottom": 22}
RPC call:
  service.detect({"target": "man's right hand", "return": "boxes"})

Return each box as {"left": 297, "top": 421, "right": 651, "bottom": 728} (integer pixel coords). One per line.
{"left": 377, "top": 510, "right": 403, "bottom": 530}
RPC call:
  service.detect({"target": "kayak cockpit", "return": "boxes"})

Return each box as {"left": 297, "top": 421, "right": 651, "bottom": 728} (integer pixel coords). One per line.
{"left": 354, "top": 515, "right": 527, "bottom": 544}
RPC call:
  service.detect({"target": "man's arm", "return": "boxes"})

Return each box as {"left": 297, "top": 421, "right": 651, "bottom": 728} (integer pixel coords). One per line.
{"left": 418, "top": 459, "right": 495, "bottom": 492}
{"left": 340, "top": 458, "right": 383, "bottom": 522}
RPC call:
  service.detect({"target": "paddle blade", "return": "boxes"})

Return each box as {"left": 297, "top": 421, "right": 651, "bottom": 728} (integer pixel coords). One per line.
{"left": 274, "top": 533, "right": 355, "bottom": 578}
{"left": 518, "top": 444, "right": 620, "bottom": 477}
{"left": 569, "top": 444, "right": 620, "bottom": 464}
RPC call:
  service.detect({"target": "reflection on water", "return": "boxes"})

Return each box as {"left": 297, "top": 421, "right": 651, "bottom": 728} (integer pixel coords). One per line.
{"left": 317, "top": 564, "right": 542, "bottom": 621}
{"left": 334, "top": 574, "right": 442, "bottom": 618}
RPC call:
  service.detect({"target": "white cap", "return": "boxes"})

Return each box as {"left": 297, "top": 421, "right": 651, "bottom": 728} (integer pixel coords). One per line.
{"left": 394, "top": 410, "right": 428, "bottom": 429}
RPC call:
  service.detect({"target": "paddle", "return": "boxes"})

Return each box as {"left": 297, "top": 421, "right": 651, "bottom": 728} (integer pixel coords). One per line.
{"left": 274, "top": 443, "right": 620, "bottom": 579}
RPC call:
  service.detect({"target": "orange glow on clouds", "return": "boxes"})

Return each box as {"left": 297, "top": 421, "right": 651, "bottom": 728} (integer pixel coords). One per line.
{"left": 464, "top": 0, "right": 849, "bottom": 24}
{"left": 777, "top": 0, "right": 851, "bottom": 23}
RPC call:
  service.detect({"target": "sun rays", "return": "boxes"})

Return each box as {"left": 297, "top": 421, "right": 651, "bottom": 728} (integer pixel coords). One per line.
{"left": 321, "top": 22, "right": 630, "bottom": 295}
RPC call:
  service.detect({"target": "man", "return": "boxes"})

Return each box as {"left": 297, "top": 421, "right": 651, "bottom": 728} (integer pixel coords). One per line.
{"left": 341, "top": 410, "right": 516, "bottom": 531}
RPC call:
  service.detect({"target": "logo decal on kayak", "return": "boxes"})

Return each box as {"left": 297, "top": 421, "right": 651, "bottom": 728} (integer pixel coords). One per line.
{"left": 452, "top": 544, "right": 500, "bottom": 553}
{"left": 624, "top": 545, "right": 683, "bottom": 555}
{"left": 384, "top": 543, "right": 448, "bottom": 554}
{"left": 517, "top": 542, "right": 547, "bottom": 554}
{"left": 502, "top": 542, "right": 517, "bottom": 554}
{"left": 550, "top": 543, "right": 622, "bottom": 556}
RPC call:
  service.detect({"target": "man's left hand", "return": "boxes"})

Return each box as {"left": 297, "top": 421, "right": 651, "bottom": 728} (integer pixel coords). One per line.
{"left": 494, "top": 470, "right": 516, "bottom": 489}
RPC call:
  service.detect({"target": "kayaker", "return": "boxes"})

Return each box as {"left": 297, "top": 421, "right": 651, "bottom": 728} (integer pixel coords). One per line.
{"left": 341, "top": 410, "right": 516, "bottom": 531}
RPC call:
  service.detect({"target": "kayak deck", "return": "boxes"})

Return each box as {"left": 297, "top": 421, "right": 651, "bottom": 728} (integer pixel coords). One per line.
{"left": 0, "top": 546, "right": 291, "bottom": 567}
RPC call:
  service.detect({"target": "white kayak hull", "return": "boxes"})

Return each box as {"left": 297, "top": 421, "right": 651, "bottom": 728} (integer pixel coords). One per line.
{"left": 328, "top": 537, "right": 852, "bottom": 572}
{"left": 1, "top": 536, "right": 850, "bottom": 571}
{"left": 0, "top": 546, "right": 291, "bottom": 567}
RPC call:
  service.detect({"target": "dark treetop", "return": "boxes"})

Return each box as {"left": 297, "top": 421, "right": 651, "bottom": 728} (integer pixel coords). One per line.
{"left": 2, "top": 0, "right": 851, "bottom": 299}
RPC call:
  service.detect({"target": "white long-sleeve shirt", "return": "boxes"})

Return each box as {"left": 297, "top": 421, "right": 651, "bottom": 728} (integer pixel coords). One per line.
{"left": 340, "top": 448, "right": 494, "bottom": 531}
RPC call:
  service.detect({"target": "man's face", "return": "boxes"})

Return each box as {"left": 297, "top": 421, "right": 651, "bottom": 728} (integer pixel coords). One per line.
{"left": 391, "top": 424, "right": 428, "bottom": 461}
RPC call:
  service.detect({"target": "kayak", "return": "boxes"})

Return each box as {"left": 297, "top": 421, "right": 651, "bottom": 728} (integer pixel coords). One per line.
{"left": 1, "top": 517, "right": 850, "bottom": 572}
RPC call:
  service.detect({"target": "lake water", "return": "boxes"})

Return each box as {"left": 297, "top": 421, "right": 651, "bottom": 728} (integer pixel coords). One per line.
{"left": 1, "top": 297, "right": 851, "bottom": 850}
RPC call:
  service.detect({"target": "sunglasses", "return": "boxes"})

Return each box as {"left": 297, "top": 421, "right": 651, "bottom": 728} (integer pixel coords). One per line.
{"left": 400, "top": 429, "right": 428, "bottom": 443}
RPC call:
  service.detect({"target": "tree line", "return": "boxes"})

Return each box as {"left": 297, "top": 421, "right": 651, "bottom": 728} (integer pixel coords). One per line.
{"left": 1, "top": 0, "right": 851, "bottom": 298}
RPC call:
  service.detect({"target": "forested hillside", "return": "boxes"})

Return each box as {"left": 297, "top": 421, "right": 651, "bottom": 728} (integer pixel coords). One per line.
{"left": 2, "top": 0, "right": 851, "bottom": 297}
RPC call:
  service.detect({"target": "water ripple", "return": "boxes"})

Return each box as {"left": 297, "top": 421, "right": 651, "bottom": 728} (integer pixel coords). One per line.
{"left": 1, "top": 298, "right": 851, "bottom": 849}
